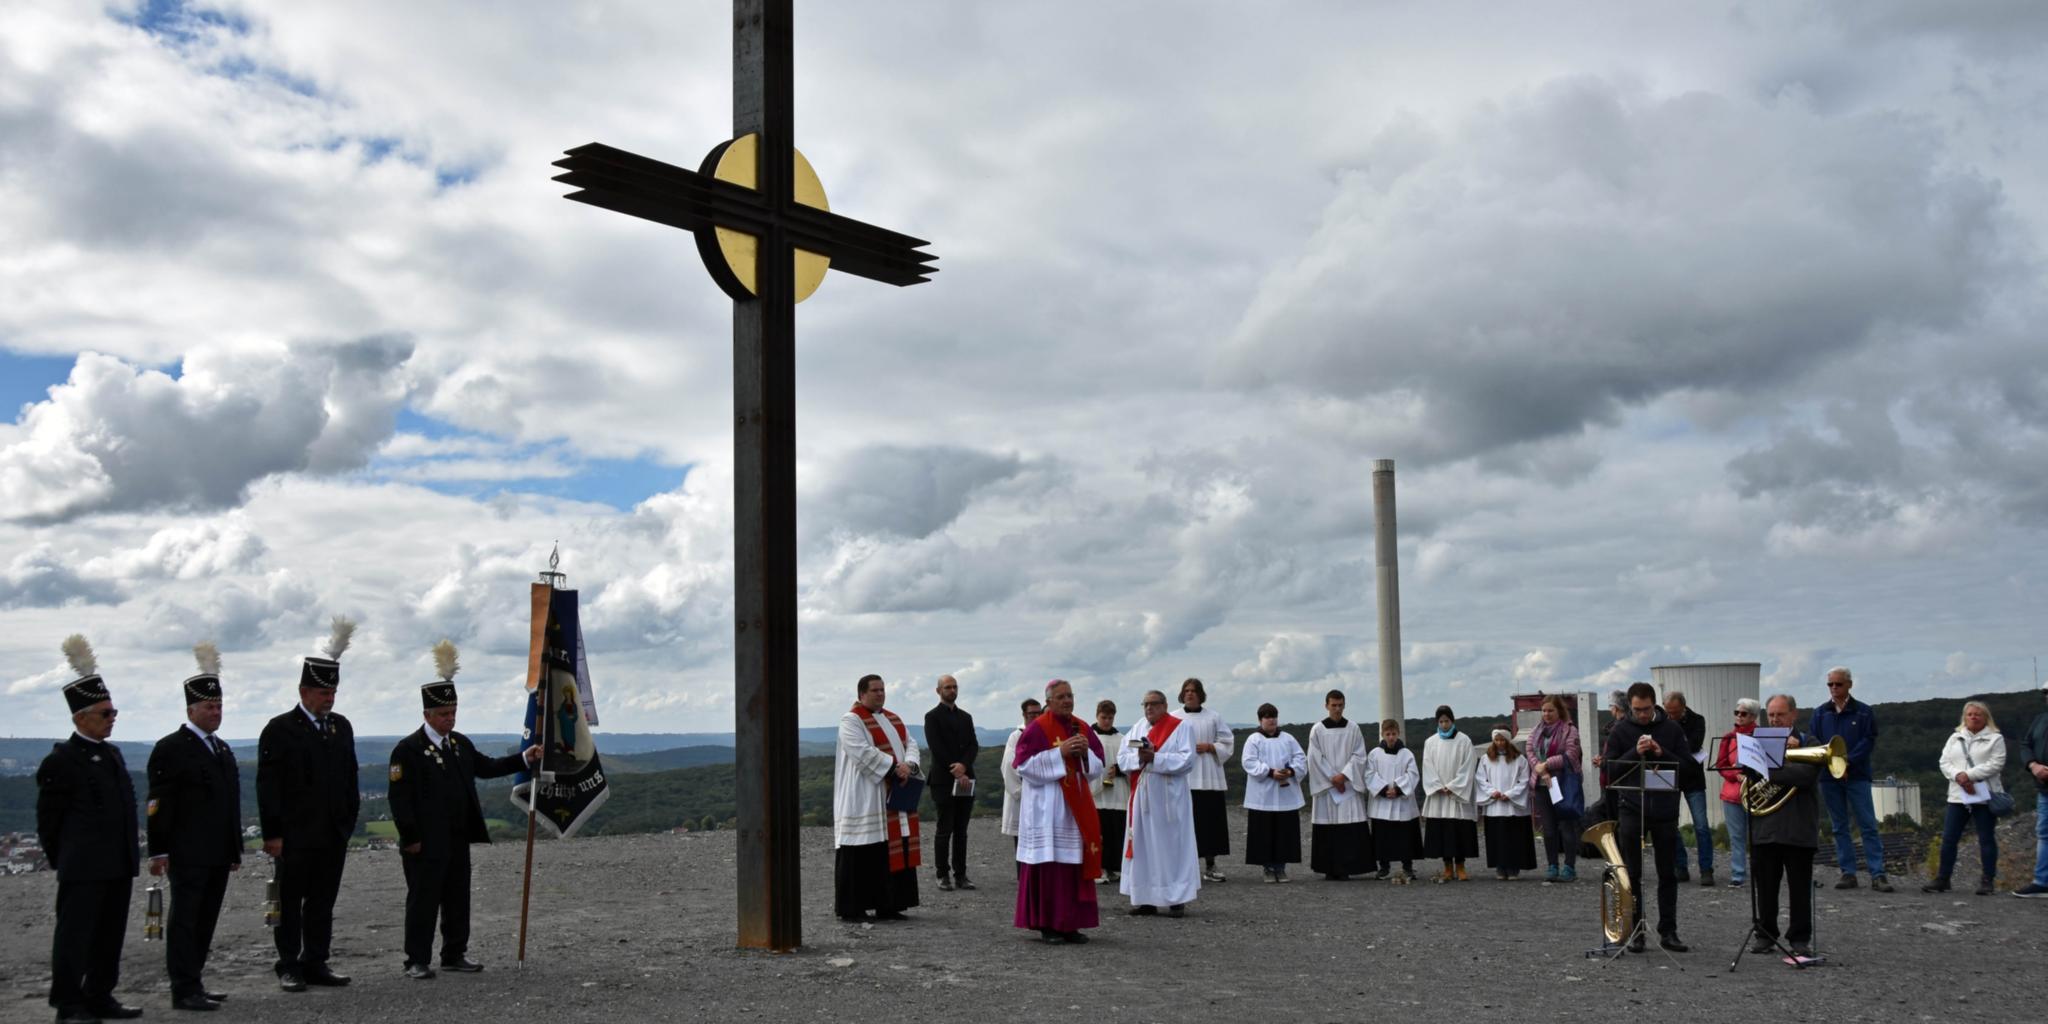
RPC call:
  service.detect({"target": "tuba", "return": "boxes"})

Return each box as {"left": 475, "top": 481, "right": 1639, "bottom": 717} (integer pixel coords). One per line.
{"left": 1742, "top": 736, "right": 1846, "bottom": 816}
{"left": 1580, "top": 820, "right": 1635, "bottom": 944}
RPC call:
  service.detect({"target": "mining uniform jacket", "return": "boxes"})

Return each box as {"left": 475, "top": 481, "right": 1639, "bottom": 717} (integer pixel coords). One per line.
{"left": 146, "top": 726, "right": 243, "bottom": 868}
{"left": 387, "top": 729, "right": 525, "bottom": 860}
{"left": 257, "top": 708, "right": 361, "bottom": 850}
{"left": 36, "top": 736, "right": 141, "bottom": 881}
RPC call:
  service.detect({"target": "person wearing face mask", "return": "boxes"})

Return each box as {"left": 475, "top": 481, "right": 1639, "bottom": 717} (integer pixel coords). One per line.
{"left": 1366, "top": 719, "right": 1420, "bottom": 883}
{"left": 1420, "top": 706, "right": 1479, "bottom": 882}
{"left": 1241, "top": 703, "right": 1306, "bottom": 883}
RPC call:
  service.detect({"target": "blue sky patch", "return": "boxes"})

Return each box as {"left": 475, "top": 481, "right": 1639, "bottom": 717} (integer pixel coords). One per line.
{"left": 379, "top": 410, "right": 689, "bottom": 510}
{"left": 0, "top": 351, "right": 81, "bottom": 422}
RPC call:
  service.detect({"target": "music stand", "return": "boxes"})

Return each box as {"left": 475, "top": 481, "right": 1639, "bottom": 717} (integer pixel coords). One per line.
{"left": 1586, "top": 758, "right": 1685, "bottom": 970}
{"left": 1713, "top": 732, "right": 1820, "bottom": 972}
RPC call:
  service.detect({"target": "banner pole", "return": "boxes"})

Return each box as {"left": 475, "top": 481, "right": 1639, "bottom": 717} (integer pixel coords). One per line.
{"left": 516, "top": 550, "right": 563, "bottom": 968}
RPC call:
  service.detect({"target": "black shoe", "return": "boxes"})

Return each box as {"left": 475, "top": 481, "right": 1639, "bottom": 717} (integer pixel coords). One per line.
{"left": 936, "top": 878, "right": 954, "bottom": 892}
{"left": 1976, "top": 881, "right": 1995, "bottom": 896}
{"left": 1627, "top": 934, "right": 1647, "bottom": 953}
{"left": 200, "top": 994, "right": 227, "bottom": 1004}
{"left": 1128, "top": 905, "right": 1157, "bottom": 916}
{"left": 1660, "top": 935, "right": 1689, "bottom": 953}
{"left": 1061, "top": 930, "right": 1090, "bottom": 944}
{"left": 440, "top": 956, "right": 484, "bottom": 973}
{"left": 1039, "top": 929, "right": 1065, "bottom": 944}
{"left": 1923, "top": 878, "right": 1951, "bottom": 893}
{"left": 875, "top": 910, "right": 908, "bottom": 921}
{"left": 1790, "top": 945, "right": 1815, "bottom": 958}
{"left": 955, "top": 878, "right": 976, "bottom": 890}
{"left": 1167, "top": 904, "right": 1185, "bottom": 918}
{"left": 56, "top": 1010, "right": 98, "bottom": 1024}
{"left": 1673, "top": 870, "right": 1691, "bottom": 883}
{"left": 303, "top": 966, "right": 351, "bottom": 987}
{"left": 1870, "top": 876, "right": 1894, "bottom": 893}
{"left": 278, "top": 971, "right": 307, "bottom": 993}
{"left": 1699, "top": 870, "right": 1716, "bottom": 887}
{"left": 173, "top": 993, "right": 220, "bottom": 1012}
{"left": 1835, "top": 873, "right": 1859, "bottom": 890}
{"left": 87, "top": 1006, "right": 142, "bottom": 1021}
{"left": 1749, "top": 937, "right": 1776, "bottom": 954}
{"left": 1326, "top": 873, "right": 1349, "bottom": 882}
{"left": 837, "top": 912, "right": 868, "bottom": 922}
{"left": 404, "top": 964, "right": 436, "bottom": 980}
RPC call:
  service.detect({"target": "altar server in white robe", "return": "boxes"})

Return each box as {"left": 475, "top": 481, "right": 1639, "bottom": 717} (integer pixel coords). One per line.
{"left": 1420, "top": 704, "right": 1480, "bottom": 882}
{"left": 1475, "top": 727, "right": 1538, "bottom": 880}
{"left": 999, "top": 698, "right": 1042, "bottom": 845}
{"left": 1175, "top": 678, "right": 1234, "bottom": 882}
{"left": 1241, "top": 703, "right": 1307, "bottom": 882}
{"left": 1091, "top": 700, "right": 1129, "bottom": 884}
{"left": 1307, "top": 689, "right": 1374, "bottom": 880}
{"left": 1366, "top": 718, "right": 1421, "bottom": 883}
{"left": 833, "top": 674, "right": 922, "bottom": 921}
{"left": 1119, "top": 689, "right": 1200, "bottom": 916}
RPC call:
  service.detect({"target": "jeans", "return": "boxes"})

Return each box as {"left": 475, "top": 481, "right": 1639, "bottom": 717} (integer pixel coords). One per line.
{"left": 1675, "top": 790, "right": 1714, "bottom": 874}
{"left": 1938, "top": 802, "right": 1998, "bottom": 884}
{"left": 1722, "top": 799, "right": 1749, "bottom": 883}
{"left": 2035, "top": 792, "right": 2048, "bottom": 889}
{"left": 1820, "top": 777, "right": 1886, "bottom": 878}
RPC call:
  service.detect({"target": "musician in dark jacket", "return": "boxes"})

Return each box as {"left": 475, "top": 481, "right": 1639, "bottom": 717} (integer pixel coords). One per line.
{"left": 146, "top": 645, "right": 243, "bottom": 1011}
{"left": 923, "top": 674, "right": 980, "bottom": 891}
{"left": 256, "top": 619, "right": 361, "bottom": 992}
{"left": 388, "top": 643, "right": 540, "bottom": 978}
{"left": 1748, "top": 694, "right": 1822, "bottom": 957}
{"left": 1662, "top": 690, "right": 1714, "bottom": 885}
{"left": 37, "top": 637, "right": 144, "bottom": 1024}
{"left": 1604, "top": 681, "right": 1691, "bottom": 952}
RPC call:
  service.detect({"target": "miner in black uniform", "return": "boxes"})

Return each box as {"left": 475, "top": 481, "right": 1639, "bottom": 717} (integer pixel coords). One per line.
{"left": 256, "top": 617, "right": 360, "bottom": 992}
{"left": 146, "top": 643, "right": 242, "bottom": 1012}
{"left": 37, "top": 635, "right": 144, "bottom": 1024}
{"left": 387, "top": 641, "right": 541, "bottom": 978}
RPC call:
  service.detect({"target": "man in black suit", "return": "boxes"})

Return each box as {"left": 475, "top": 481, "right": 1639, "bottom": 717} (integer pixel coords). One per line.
{"left": 387, "top": 656, "right": 540, "bottom": 979}
{"left": 37, "top": 637, "right": 144, "bottom": 1024}
{"left": 257, "top": 621, "right": 361, "bottom": 993}
{"left": 146, "top": 646, "right": 242, "bottom": 1012}
{"left": 923, "top": 674, "right": 979, "bottom": 891}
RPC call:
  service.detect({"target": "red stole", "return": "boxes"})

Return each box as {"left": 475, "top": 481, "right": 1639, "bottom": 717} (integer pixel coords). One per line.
{"left": 1124, "top": 713, "right": 1183, "bottom": 860}
{"left": 851, "top": 703, "right": 922, "bottom": 871}
{"left": 1031, "top": 712, "right": 1105, "bottom": 893}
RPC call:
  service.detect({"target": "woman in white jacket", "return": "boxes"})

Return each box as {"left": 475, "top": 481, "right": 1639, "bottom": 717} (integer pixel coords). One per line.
{"left": 1925, "top": 701, "right": 2007, "bottom": 896}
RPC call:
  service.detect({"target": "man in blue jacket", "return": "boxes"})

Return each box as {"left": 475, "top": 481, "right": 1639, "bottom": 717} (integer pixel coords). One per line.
{"left": 1809, "top": 667, "right": 1892, "bottom": 892}
{"left": 2015, "top": 680, "right": 2048, "bottom": 898}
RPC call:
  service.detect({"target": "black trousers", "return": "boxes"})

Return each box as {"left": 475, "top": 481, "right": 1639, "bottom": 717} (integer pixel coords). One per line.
{"left": 1191, "top": 789, "right": 1230, "bottom": 858}
{"left": 1751, "top": 843, "right": 1815, "bottom": 945}
{"left": 1617, "top": 811, "right": 1681, "bottom": 937}
{"left": 1099, "top": 810, "right": 1127, "bottom": 871}
{"left": 931, "top": 793, "right": 975, "bottom": 881}
{"left": 167, "top": 864, "right": 231, "bottom": 997}
{"left": 402, "top": 846, "right": 472, "bottom": 967}
{"left": 49, "top": 877, "right": 130, "bottom": 1011}
{"left": 273, "top": 842, "right": 346, "bottom": 975}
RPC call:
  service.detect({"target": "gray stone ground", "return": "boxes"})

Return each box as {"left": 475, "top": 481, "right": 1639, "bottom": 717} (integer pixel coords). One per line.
{"left": 2, "top": 809, "right": 2040, "bottom": 1023}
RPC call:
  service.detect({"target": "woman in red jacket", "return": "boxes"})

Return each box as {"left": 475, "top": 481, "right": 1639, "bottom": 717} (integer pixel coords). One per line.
{"left": 1717, "top": 698, "right": 1760, "bottom": 888}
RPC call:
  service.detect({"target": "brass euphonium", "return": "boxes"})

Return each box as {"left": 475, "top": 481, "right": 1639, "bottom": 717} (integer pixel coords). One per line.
{"left": 1742, "top": 736, "right": 1847, "bottom": 816}
{"left": 1580, "top": 820, "right": 1635, "bottom": 944}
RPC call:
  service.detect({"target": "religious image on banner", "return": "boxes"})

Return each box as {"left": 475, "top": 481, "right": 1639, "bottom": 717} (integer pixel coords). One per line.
{"left": 512, "top": 584, "right": 610, "bottom": 838}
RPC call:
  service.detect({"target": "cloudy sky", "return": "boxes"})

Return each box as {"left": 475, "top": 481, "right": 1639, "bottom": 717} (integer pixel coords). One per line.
{"left": 4, "top": 0, "right": 2045, "bottom": 740}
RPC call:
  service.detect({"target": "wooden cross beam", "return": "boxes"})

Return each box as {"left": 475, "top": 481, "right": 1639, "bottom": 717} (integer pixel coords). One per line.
{"left": 554, "top": 0, "right": 935, "bottom": 953}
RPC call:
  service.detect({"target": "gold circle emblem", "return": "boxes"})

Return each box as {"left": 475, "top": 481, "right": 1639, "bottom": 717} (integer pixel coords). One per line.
{"left": 710, "top": 133, "right": 831, "bottom": 303}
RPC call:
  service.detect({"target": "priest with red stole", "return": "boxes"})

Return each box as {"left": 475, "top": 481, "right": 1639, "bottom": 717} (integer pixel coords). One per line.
{"left": 1013, "top": 680, "right": 1106, "bottom": 943}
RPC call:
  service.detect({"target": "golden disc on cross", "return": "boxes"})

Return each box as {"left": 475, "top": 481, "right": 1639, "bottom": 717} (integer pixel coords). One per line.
{"left": 710, "top": 133, "right": 831, "bottom": 302}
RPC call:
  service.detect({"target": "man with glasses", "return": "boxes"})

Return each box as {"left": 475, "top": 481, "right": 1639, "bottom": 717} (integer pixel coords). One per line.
{"left": 1810, "top": 667, "right": 1892, "bottom": 892}
{"left": 1604, "top": 682, "right": 1691, "bottom": 952}
{"left": 38, "top": 635, "right": 144, "bottom": 1024}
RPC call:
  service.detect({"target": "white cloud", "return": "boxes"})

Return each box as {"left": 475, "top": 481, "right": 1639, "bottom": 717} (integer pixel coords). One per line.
{"left": 0, "top": 544, "right": 124, "bottom": 609}
{"left": 81, "top": 516, "right": 266, "bottom": 581}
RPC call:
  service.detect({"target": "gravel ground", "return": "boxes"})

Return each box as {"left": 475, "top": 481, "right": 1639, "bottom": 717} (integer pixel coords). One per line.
{"left": 3, "top": 810, "right": 2041, "bottom": 1022}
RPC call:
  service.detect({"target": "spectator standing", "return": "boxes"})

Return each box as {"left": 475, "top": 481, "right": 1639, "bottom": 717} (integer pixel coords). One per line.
{"left": 1810, "top": 667, "right": 1892, "bottom": 892}
{"left": 1663, "top": 691, "right": 1713, "bottom": 886}
{"left": 1924, "top": 701, "right": 2006, "bottom": 896}
{"left": 1528, "top": 694, "right": 1582, "bottom": 883}
{"left": 2016, "top": 681, "right": 2048, "bottom": 898}
{"left": 923, "top": 675, "right": 979, "bottom": 892}
{"left": 1715, "top": 698, "right": 1760, "bottom": 888}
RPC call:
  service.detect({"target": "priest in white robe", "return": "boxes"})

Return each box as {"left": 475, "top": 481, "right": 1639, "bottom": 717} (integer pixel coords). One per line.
{"left": 1306, "top": 689, "right": 1374, "bottom": 880}
{"left": 1175, "top": 678, "right": 1234, "bottom": 882}
{"left": 1013, "top": 680, "right": 1106, "bottom": 943}
{"left": 999, "top": 698, "right": 1042, "bottom": 844}
{"left": 1420, "top": 704, "right": 1479, "bottom": 882}
{"left": 1366, "top": 718, "right": 1421, "bottom": 882}
{"left": 1119, "top": 689, "right": 1200, "bottom": 916}
{"left": 833, "top": 674, "right": 922, "bottom": 921}
{"left": 1241, "top": 703, "right": 1307, "bottom": 882}
{"left": 1475, "top": 727, "right": 1538, "bottom": 880}
{"left": 1091, "top": 699, "right": 1129, "bottom": 884}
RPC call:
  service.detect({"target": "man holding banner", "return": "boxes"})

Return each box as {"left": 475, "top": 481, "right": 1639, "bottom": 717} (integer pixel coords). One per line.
{"left": 833, "top": 674, "right": 922, "bottom": 922}
{"left": 1012, "top": 680, "right": 1106, "bottom": 944}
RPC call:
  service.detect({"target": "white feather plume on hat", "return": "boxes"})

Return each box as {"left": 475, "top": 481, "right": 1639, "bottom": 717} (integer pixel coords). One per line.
{"left": 322, "top": 616, "right": 357, "bottom": 661}
{"left": 193, "top": 641, "right": 221, "bottom": 676}
{"left": 61, "top": 635, "right": 97, "bottom": 678}
{"left": 431, "top": 639, "right": 459, "bottom": 682}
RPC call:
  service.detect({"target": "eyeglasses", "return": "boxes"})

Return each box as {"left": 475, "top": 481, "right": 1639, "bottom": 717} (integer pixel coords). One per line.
{"left": 1826, "top": 681, "right": 1848, "bottom": 688}
{"left": 1733, "top": 710, "right": 1753, "bottom": 717}
{"left": 87, "top": 708, "right": 118, "bottom": 720}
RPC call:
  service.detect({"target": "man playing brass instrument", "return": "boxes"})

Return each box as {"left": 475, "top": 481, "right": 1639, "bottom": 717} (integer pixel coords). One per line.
{"left": 1605, "top": 682, "right": 1690, "bottom": 952}
{"left": 1749, "top": 694, "right": 1822, "bottom": 958}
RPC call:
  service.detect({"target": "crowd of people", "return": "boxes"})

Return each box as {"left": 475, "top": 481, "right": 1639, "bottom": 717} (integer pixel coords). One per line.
{"left": 834, "top": 669, "right": 2048, "bottom": 952}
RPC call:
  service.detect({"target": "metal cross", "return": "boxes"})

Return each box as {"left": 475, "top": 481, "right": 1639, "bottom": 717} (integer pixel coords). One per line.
{"left": 552, "top": 0, "right": 935, "bottom": 953}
